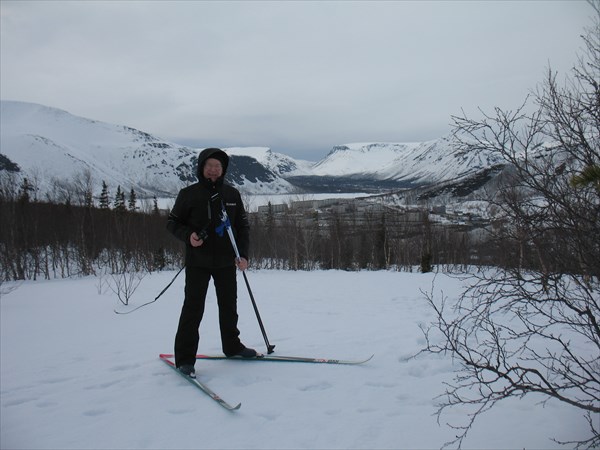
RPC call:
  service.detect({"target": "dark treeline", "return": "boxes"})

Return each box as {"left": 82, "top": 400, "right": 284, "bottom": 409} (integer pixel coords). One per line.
{"left": 1, "top": 192, "right": 595, "bottom": 282}
{"left": 1, "top": 191, "right": 512, "bottom": 282}
{"left": 0, "top": 197, "right": 181, "bottom": 281}
{"left": 248, "top": 204, "right": 494, "bottom": 272}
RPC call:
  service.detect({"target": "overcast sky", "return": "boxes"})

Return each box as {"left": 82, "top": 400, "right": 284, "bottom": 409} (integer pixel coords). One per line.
{"left": 0, "top": 1, "right": 595, "bottom": 161}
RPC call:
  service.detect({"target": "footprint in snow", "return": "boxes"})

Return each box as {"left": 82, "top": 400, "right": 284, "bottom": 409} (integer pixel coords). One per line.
{"left": 109, "top": 363, "right": 142, "bottom": 372}
{"left": 168, "top": 408, "right": 195, "bottom": 415}
{"left": 3, "top": 396, "right": 37, "bottom": 407}
{"left": 83, "top": 408, "right": 108, "bottom": 417}
{"left": 357, "top": 407, "right": 377, "bottom": 414}
{"left": 299, "top": 381, "right": 332, "bottom": 392}
{"left": 41, "top": 376, "right": 75, "bottom": 385}
{"left": 83, "top": 379, "right": 124, "bottom": 390}
{"left": 36, "top": 400, "right": 58, "bottom": 408}
{"left": 365, "top": 381, "right": 397, "bottom": 388}
{"left": 257, "top": 411, "right": 278, "bottom": 421}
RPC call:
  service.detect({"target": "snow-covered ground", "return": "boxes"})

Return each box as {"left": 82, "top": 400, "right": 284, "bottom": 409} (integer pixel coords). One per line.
{"left": 0, "top": 270, "right": 587, "bottom": 449}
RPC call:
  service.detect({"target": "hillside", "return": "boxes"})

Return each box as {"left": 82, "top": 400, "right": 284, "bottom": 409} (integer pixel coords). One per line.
{"left": 0, "top": 101, "right": 294, "bottom": 197}
{"left": 1, "top": 100, "right": 506, "bottom": 202}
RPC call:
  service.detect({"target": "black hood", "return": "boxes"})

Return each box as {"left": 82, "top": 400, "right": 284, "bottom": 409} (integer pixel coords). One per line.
{"left": 197, "top": 148, "right": 229, "bottom": 181}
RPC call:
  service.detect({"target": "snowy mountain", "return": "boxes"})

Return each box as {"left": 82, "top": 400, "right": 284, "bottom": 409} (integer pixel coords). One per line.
{"left": 226, "top": 146, "right": 315, "bottom": 177}
{"left": 0, "top": 101, "right": 294, "bottom": 198}
{"left": 300, "top": 140, "right": 505, "bottom": 193}
{"left": 0, "top": 100, "right": 506, "bottom": 200}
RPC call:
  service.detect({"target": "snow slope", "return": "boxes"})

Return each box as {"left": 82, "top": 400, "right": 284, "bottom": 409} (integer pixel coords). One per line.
{"left": 0, "top": 101, "right": 295, "bottom": 197}
{"left": 312, "top": 141, "right": 504, "bottom": 184}
{"left": 312, "top": 143, "right": 422, "bottom": 177}
{"left": 226, "top": 147, "right": 315, "bottom": 177}
{"left": 1, "top": 101, "right": 507, "bottom": 201}
{"left": 0, "top": 270, "right": 587, "bottom": 449}
{"left": 0, "top": 100, "right": 200, "bottom": 196}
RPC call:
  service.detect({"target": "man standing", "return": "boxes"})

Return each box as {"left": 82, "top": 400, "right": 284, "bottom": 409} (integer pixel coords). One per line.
{"left": 167, "top": 148, "right": 257, "bottom": 378}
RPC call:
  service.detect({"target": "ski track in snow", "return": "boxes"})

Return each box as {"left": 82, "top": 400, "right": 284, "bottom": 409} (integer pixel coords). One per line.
{"left": 0, "top": 270, "right": 588, "bottom": 449}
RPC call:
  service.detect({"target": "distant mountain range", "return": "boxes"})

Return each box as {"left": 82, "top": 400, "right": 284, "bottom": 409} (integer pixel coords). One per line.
{"left": 0, "top": 100, "right": 506, "bottom": 202}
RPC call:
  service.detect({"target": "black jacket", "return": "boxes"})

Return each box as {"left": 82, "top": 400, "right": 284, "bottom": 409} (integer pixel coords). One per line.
{"left": 167, "top": 148, "right": 250, "bottom": 268}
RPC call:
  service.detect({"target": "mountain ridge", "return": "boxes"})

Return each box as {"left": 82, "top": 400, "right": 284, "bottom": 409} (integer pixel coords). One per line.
{"left": 0, "top": 100, "right": 504, "bottom": 201}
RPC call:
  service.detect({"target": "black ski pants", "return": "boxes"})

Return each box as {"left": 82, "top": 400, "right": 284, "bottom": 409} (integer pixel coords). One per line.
{"left": 175, "top": 266, "right": 243, "bottom": 367}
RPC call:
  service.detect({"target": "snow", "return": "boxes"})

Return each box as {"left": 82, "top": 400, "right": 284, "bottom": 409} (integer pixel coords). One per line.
{"left": 310, "top": 140, "right": 504, "bottom": 185}
{"left": 0, "top": 100, "right": 199, "bottom": 197}
{"left": 312, "top": 143, "right": 422, "bottom": 177}
{"left": 1, "top": 100, "right": 505, "bottom": 201}
{"left": 224, "top": 146, "right": 316, "bottom": 177}
{"left": 0, "top": 270, "right": 586, "bottom": 449}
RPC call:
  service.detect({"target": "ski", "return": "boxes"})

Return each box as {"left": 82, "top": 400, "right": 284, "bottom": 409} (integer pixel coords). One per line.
{"left": 190, "top": 353, "right": 374, "bottom": 365}
{"left": 159, "top": 354, "right": 241, "bottom": 411}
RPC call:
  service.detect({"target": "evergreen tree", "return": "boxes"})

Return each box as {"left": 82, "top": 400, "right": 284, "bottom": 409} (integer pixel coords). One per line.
{"left": 99, "top": 181, "right": 110, "bottom": 209}
{"left": 18, "top": 178, "right": 33, "bottom": 203}
{"left": 114, "top": 186, "right": 126, "bottom": 212}
{"left": 571, "top": 164, "right": 600, "bottom": 192}
{"left": 128, "top": 188, "right": 137, "bottom": 211}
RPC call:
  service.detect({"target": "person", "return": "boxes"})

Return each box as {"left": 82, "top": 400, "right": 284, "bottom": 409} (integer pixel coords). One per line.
{"left": 167, "top": 147, "right": 258, "bottom": 378}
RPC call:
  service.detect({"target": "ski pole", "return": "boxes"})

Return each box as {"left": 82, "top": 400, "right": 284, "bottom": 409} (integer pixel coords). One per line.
{"left": 220, "top": 207, "right": 276, "bottom": 354}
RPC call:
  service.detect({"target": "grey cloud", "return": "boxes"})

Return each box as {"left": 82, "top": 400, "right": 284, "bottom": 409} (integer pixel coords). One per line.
{"left": 0, "top": 0, "right": 592, "bottom": 160}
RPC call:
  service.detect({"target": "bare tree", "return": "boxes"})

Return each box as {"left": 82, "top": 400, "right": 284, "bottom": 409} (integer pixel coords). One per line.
{"left": 45, "top": 169, "right": 94, "bottom": 206}
{"left": 420, "top": 8, "right": 600, "bottom": 449}
{"left": 72, "top": 168, "right": 95, "bottom": 207}
{"left": 0, "top": 171, "right": 20, "bottom": 202}
{"left": 108, "top": 270, "right": 146, "bottom": 306}
{"left": 107, "top": 258, "right": 147, "bottom": 306}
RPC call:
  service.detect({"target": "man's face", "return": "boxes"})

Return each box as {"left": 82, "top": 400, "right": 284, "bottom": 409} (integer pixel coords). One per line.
{"left": 203, "top": 158, "right": 223, "bottom": 182}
